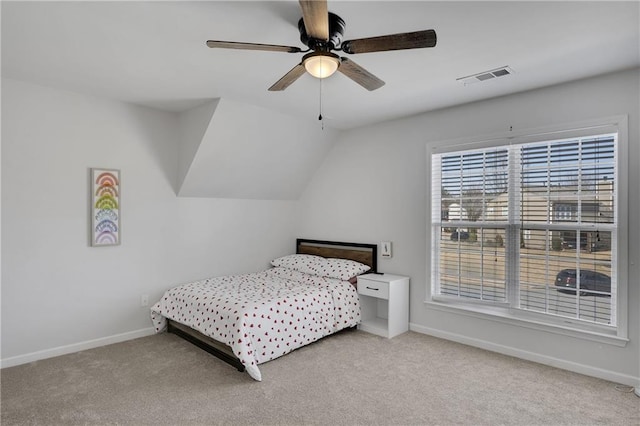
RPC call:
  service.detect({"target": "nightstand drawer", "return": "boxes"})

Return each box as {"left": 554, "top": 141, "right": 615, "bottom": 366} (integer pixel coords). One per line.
{"left": 358, "top": 278, "right": 389, "bottom": 299}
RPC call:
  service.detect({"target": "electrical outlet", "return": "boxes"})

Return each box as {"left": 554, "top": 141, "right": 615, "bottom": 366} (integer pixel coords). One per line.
{"left": 140, "top": 294, "right": 149, "bottom": 307}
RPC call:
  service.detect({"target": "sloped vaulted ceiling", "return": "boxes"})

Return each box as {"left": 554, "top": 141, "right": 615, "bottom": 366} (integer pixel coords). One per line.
{"left": 177, "top": 98, "right": 339, "bottom": 200}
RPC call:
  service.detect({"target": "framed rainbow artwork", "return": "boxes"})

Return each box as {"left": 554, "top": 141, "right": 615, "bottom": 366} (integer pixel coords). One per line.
{"left": 91, "top": 168, "right": 120, "bottom": 246}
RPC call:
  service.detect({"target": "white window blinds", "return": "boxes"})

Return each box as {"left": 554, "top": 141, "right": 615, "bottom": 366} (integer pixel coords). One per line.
{"left": 431, "top": 132, "right": 617, "bottom": 327}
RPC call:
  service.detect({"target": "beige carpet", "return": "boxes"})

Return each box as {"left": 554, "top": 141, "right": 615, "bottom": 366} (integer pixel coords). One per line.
{"left": 1, "top": 330, "right": 638, "bottom": 425}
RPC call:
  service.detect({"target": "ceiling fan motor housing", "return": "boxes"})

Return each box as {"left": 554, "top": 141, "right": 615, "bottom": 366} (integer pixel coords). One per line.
{"left": 298, "top": 12, "right": 346, "bottom": 51}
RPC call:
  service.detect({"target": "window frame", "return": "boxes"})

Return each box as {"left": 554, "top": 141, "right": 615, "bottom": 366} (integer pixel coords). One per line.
{"left": 426, "top": 116, "right": 629, "bottom": 346}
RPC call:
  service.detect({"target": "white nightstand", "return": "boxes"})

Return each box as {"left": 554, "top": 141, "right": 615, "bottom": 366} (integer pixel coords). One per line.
{"left": 357, "top": 273, "right": 409, "bottom": 338}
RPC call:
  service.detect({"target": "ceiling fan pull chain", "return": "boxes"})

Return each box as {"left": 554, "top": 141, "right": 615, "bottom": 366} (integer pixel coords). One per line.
{"left": 318, "top": 76, "right": 324, "bottom": 129}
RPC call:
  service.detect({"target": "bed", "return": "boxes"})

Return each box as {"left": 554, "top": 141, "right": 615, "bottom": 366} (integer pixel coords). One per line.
{"left": 150, "top": 239, "right": 377, "bottom": 381}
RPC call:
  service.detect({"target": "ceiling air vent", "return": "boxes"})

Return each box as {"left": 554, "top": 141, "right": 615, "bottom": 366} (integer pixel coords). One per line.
{"left": 457, "top": 66, "right": 514, "bottom": 85}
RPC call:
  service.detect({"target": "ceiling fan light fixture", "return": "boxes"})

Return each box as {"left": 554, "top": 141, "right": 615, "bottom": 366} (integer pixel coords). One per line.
{"left": 303, "top": 52, "right": 340, "bottom": 79}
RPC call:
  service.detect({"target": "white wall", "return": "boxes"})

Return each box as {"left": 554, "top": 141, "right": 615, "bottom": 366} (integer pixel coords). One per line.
{"left": 297, "top": 68, "right": 640, "bottom": 385}
{"left": 1, "top": 79, "right": 298, "bottom": 364}
{"left": 179, "top": 98, "right": 338, "bottom": 200}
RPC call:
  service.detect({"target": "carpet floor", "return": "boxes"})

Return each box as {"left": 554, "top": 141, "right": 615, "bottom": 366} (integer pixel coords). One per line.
{"left": 1, "top": 330, "right": 638, "bottom": 425}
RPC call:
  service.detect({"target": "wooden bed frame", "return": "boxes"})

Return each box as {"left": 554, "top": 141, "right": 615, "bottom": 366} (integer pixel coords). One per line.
{"left": 167, "top": 238, "right": 377, "bottom": 373}
{"left": 295, "top": 238, "right": 377, "bottom": 274}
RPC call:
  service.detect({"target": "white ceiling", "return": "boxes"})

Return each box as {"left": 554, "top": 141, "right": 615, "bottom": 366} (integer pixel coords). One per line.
{"left": 3, "top": 1, "right": 639, "bottom": 130}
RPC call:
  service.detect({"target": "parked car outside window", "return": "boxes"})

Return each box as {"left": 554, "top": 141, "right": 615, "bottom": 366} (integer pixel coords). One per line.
{"left": 450, "top": 230, "right": 469, "bottom": 241}
{"left": 554, "top": 269, "right": 611, "bottom": 296}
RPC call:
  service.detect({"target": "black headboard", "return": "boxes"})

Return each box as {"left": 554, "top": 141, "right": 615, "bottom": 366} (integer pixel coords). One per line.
{"left": 296, "top": 238, "right": 378, "bottom": 273}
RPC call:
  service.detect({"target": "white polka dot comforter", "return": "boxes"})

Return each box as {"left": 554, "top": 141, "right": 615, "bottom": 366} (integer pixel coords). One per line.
{"left": 150, "top": 266, "right": 361, "bottom": 381}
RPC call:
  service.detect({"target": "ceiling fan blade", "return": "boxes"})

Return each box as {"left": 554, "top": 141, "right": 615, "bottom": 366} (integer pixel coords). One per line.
{"left": 206, "top": 40, "right": 302, "bottom": 53}
{"left": 338, "top": 57, "right": 385, "bottom": 91}
{"left": 268, "top": 63, "right": 306, "bottom": 91}
{"left": 298, "top": 0, "right": 329, "bottom": 41}
{"left": 341, "top": 30, "right": 437, "bottom": 54}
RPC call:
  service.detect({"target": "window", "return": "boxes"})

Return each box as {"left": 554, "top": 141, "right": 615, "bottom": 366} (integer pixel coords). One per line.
{"left": 430, "top": 119, "right": 627, "bottom": 340}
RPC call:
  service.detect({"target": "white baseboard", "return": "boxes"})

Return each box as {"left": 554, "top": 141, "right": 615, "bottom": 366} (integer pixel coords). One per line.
{"left": 410, "top": 323, "right": 639, "bottom": 388}
{"left": 0, "top": 327, "right": 156, "bottom": 369}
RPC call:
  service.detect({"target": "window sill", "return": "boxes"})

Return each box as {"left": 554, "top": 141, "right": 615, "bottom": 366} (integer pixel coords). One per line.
{"left": 425, "top": 297, "right": 628, "bottom": 347}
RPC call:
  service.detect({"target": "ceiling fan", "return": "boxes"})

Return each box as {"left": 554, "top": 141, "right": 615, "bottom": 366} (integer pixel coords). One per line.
{"left": 206, "top": 0, "right": 437, "bottom": 91}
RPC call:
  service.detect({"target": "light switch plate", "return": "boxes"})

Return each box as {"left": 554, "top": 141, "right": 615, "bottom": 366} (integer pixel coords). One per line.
{"left": 381, "top": 241, "right": 392, "bottom": 258}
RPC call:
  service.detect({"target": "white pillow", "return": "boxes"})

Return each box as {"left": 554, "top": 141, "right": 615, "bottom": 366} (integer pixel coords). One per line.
{"left": 271, "top": 254, "right": 370, "bottom": 280}
{"left": 323, "top": 258, "right": 371, "bottom": 280}
{"left": 270, "top": 254, "right": 327, "bottom": 276}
